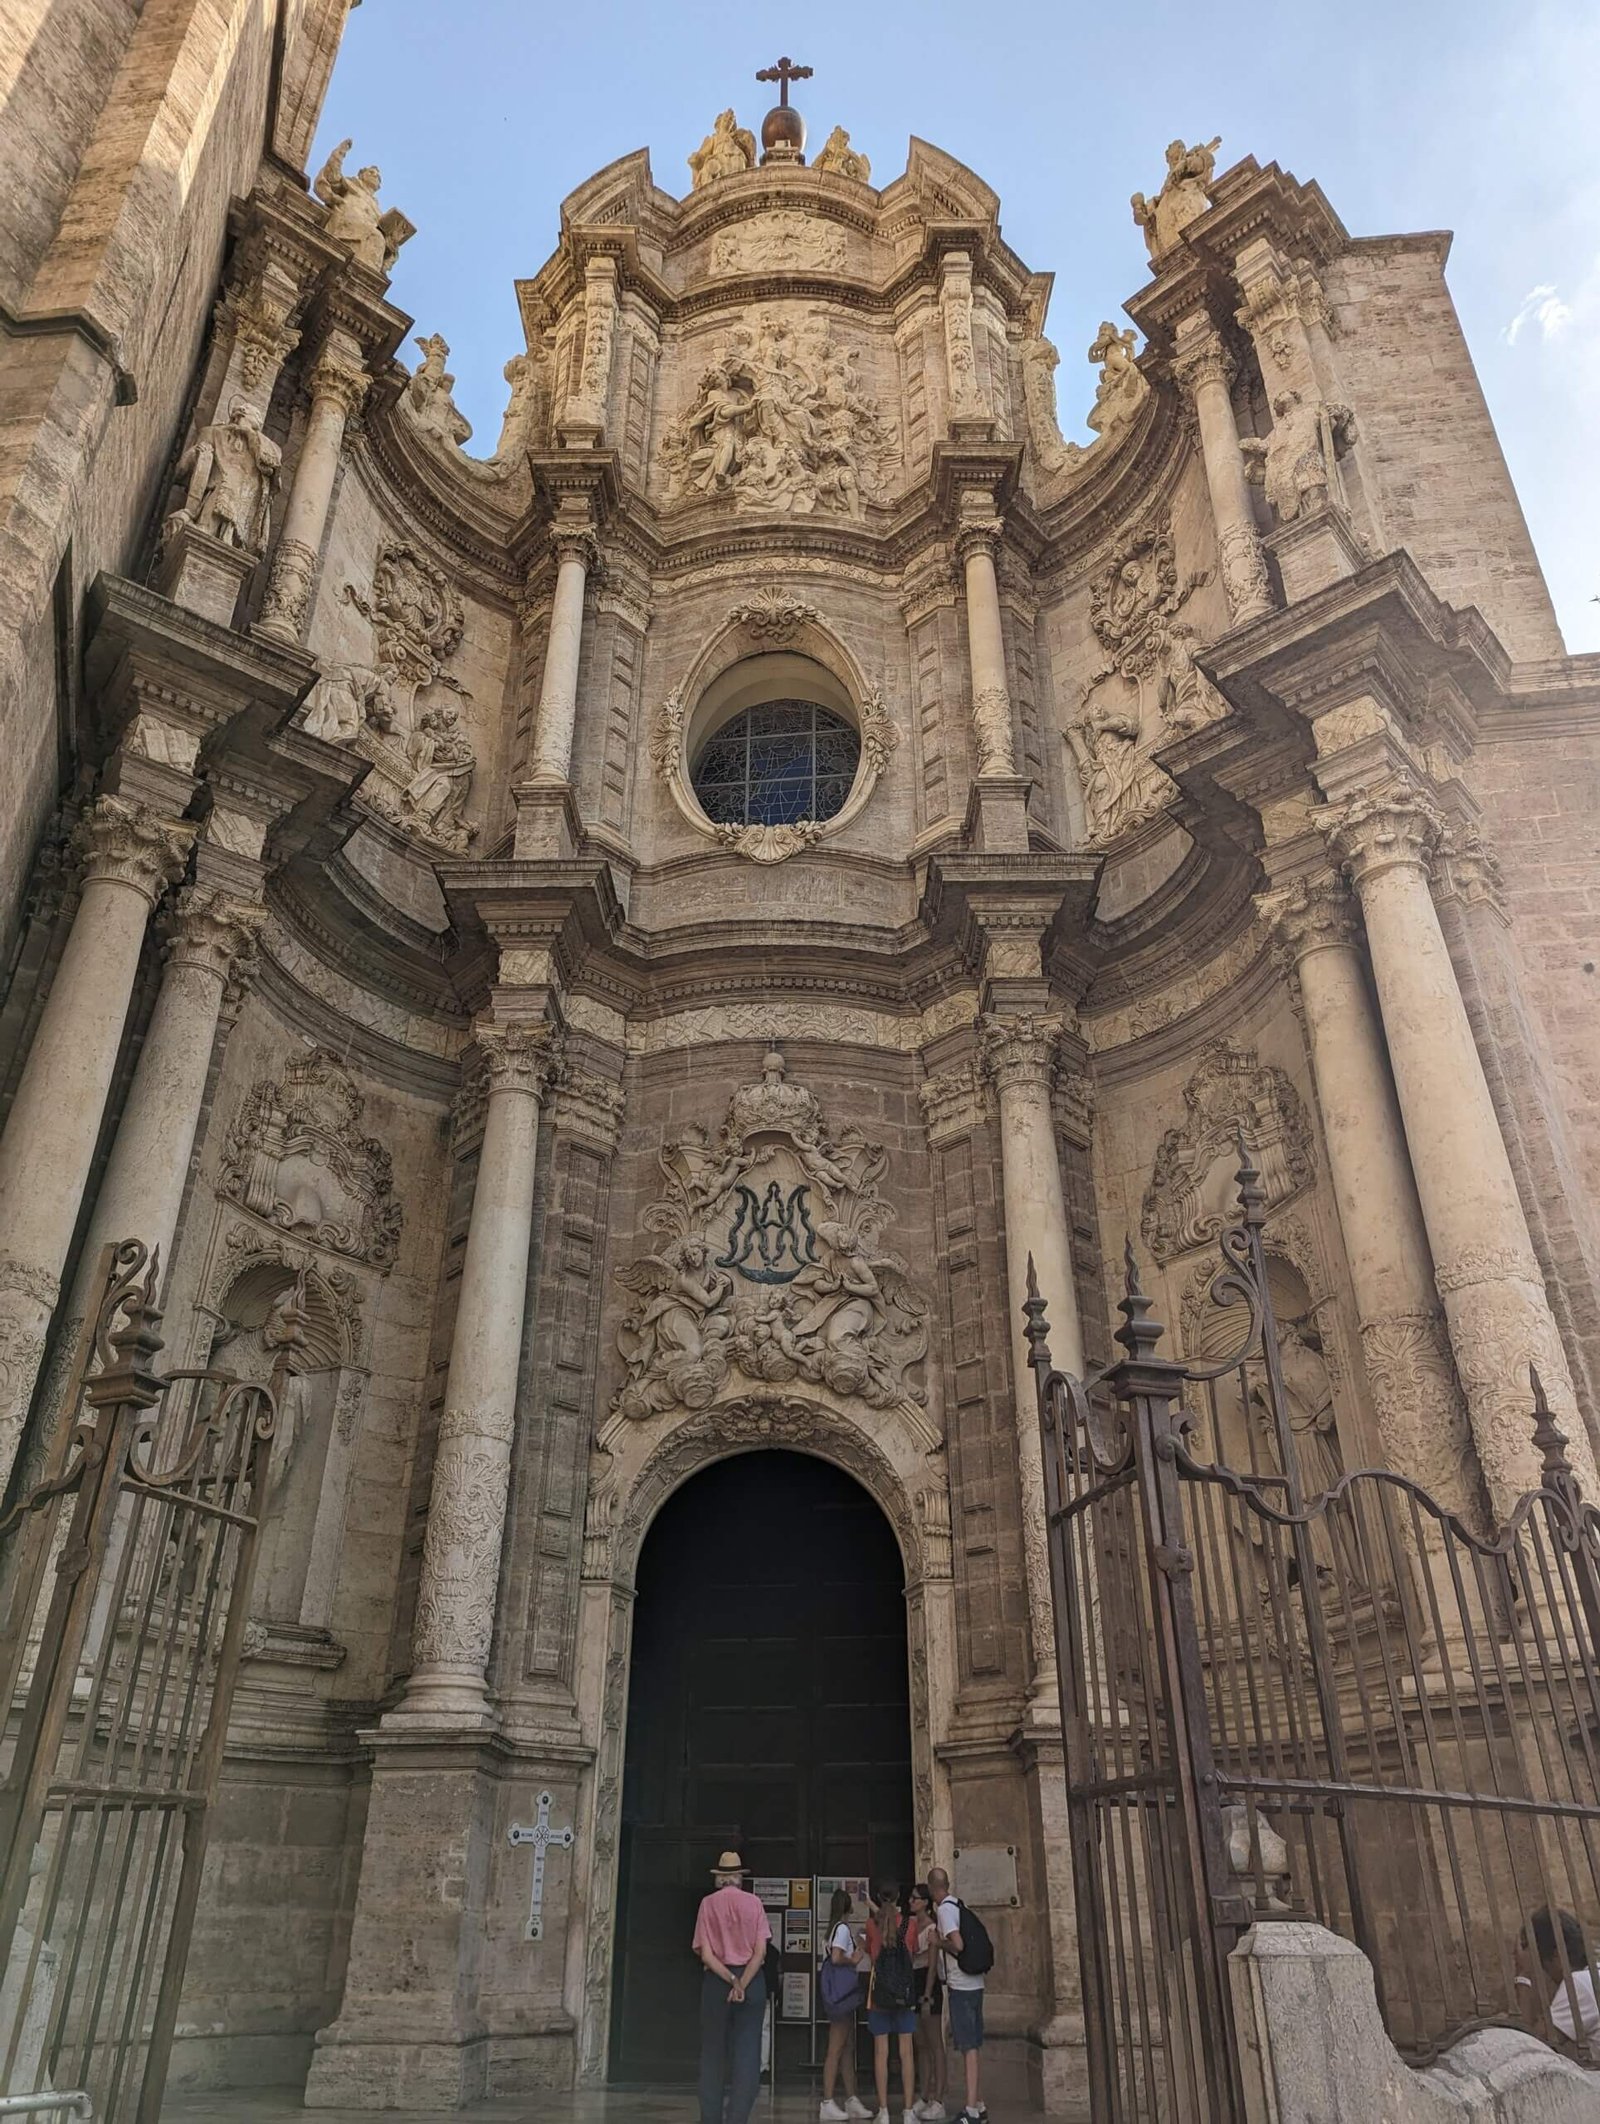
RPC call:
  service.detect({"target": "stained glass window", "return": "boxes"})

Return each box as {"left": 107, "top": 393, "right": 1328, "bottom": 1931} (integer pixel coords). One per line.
{"left": 690, "top": 700, "right": 861, "bottom": 827}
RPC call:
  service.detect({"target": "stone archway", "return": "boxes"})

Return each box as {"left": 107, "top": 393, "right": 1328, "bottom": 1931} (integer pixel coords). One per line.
{"left": 567, "top": 1399, "right": 955, "bottom": 2085}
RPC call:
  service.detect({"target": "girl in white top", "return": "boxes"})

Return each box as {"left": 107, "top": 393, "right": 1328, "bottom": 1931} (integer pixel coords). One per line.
{"left": 819, "top": 1887, "right": 871, "bottom": 2122}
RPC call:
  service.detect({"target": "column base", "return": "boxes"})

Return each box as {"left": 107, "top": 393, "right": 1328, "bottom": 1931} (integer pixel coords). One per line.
{"left": 388, "top": 1659, "right": 497, "bottom": 1730}
{"left": 513, "top": 778, "right": 583, "bottom": 859}
{"left": 154, "top": 521, "right": 259, "bottom": 627}
{"left": 964, "top": 773, "right": 1033, "bottom": 854}
{"left": 1264, "top": 503, "right": 1366, "bottom": 605}
{"left": 305, "top": 2031, "right": 488, "bottom": 2111}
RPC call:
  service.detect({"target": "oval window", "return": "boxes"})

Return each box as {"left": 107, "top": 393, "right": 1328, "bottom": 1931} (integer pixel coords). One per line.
{"left": 690, "top": 699, "right": 861, "bottom": 828}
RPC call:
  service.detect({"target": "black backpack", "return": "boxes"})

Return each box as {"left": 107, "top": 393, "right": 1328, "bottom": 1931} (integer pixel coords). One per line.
{"left": 954, "top": 1901, "right": 994, "bottom": 1977}
{"left": 872, "top": 1934, "right": 916, "bottom": 2010}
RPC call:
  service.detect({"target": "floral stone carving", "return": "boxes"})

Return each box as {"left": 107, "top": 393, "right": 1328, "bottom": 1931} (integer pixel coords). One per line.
{"left": 217, "top": 1047, "right": 403, "bottom": 1269}
{"left": 302, "top": 541, "right": 478, "bottom": 854}
{"left": 1141, "top": 1040, "right": 1314, "bottom": 1262}
{"left": 611, "top": 1051, "right": 928, "bottom": 1417}
{"left": 660, "top": 315, "right": 895, "bottom": 518}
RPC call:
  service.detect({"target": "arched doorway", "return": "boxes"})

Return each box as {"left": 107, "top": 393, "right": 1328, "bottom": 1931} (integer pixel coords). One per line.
{"left": 609, "top": 1450, "right": 914, "bottom": 2082}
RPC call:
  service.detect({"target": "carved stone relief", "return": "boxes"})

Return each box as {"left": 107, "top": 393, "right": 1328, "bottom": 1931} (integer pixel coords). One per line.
{"left": 610, "top": 1052, "right": 928, "bottom": 1418}
{"left": 217, "top": 1048, "right": 403, "bottom": 1270}
{"left": 302, "top": 542, "right": 478, "bottom": 853}
{"left": 710, "top": 212, "right": 848, "bottom": 278}
{"left": 660, "top": 315, "right": 895, "bottom": 517}
{"left": 1142, "top": 1041, "right": 1314, "bottom": 1262}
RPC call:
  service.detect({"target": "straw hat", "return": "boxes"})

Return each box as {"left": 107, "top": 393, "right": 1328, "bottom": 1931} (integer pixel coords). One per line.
{"left": 711, "top": 1850, "right": 744, "bottom": 1874}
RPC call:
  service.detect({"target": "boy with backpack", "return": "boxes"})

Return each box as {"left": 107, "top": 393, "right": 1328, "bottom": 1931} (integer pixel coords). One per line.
{"left": 926, "top": 1866, "right": 993, "bottom": 2124}
{"left": 866, "top": 1885, "right": 918, "bottom": 2124}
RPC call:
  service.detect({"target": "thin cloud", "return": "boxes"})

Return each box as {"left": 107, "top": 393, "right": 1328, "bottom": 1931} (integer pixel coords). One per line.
{"left": 1504, "top": 283, "right": 1573, "bottom": 344}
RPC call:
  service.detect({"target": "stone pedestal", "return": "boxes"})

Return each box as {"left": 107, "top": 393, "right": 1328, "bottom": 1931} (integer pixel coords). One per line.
{"left": 964, "top": 772, "right": 1032, "bottom": 854}
{"left": 1264, "top": 505, "right": 1365, "bottom": 605}
{"left": 155, "top": 520, "right": 261, "bottom": 627}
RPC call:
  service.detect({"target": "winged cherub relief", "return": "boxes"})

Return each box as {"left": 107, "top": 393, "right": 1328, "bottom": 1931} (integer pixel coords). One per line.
{"left": 611, "top": 1053, "right": 927, "bottom": 1420}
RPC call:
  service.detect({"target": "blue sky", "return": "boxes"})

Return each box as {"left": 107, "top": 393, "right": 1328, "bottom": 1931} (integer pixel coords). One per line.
{"left": 314, "top": 0, "right": 1600, "bottom": 650}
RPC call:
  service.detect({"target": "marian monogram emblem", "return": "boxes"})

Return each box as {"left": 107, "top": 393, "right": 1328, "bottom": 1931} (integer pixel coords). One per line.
{"left": 611, "top": 1052, "right": 927, "bottom": 1420}
{"left": 718, "top": 1182, "right": 818, "bottom": 1283}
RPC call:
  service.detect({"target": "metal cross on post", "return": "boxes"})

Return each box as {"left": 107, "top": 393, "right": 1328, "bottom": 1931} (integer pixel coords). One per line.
{"left": 507, "top": 1789, "right": 574, "bottom": 1942}
{"left": 755, "top": 55, "right": 812, "bottom": 105}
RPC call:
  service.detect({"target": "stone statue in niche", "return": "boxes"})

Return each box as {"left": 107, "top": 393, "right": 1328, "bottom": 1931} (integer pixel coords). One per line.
{"left": 313, "top": 138, "right": 414, "bottom": 275}
{"left": 400, "top": 699, "right": 478, "bottom": 852}
{"left": 1131, "top": 136, "right": 1222, "bottom": 263}
{"left": 217, "top": 1047, "right": 402, "bottom": 1270}
{"left": 1242, "top": 388, "right": 1357, "bottom": 524}
{"left": 1250, "top": 1316, "right": 1363, "bottom": 1588}
{"left": 169, "top": 400, "right": 280, "bottom": 551}
{"left": 1085, "top": 321, "right": 1150, "bottom": 445}
{"left": 1141, "top": 1041, "right": 1315, "bottom": 1264}
{"left": 404, "top": 333, "right": 473, "bottom": 449}
{"left": 688, "top": 109, "right": 757, "bottom": 188}
{"left": 611, "top": 1052, "right": 928, "bottom": 1420}
{"left": 661, "top": 317, "right": 894, "bottom": 517}
{"left": 814, "top": 126, "right": 871, "bottom": 182}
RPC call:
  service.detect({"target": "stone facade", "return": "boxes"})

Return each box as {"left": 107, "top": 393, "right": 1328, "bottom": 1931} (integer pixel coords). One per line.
{"left": 3, "top": 30, "right": 1600, "bottom": 2115}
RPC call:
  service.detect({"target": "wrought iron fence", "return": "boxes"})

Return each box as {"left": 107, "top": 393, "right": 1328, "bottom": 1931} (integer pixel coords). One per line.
{"left": 0, "top": 1240, "right": 277, "bottom": 2123}
{"left": 1029, "top": 1151, "right": 1600, "bottom": 2122}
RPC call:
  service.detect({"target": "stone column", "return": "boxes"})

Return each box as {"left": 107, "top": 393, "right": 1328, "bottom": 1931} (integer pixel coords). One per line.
{"left": 1171, "top": 315, "right": 1273, "bottom": 624}
{"left": 957, "top": 519, "right": 1016, "bottom": 778}
{"left": 1322, "top": 785, "right": 1594, "bottom": 1513}
{"left": 526, "top": 527, "right": 598, "bottom": 785}
{"left": 0, "top": 797, "right": 194, "bottom": 1485}
{"left": 255, "top": 331, "right": 368, "bottom": 644}
{"left": 399, "top": 1018, "right": 557, "bottom": 1726}
{"left": 1259, "top": 876, "right": 1474, "bottom": 1510}
{"left": 978, "top": 1012, "right": 1084, "bottom": 1698}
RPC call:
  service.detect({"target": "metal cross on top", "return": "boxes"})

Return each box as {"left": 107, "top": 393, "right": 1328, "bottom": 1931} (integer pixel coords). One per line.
{"left": 508, "top": 1790, "right": 574, "bottom": 1942}
{"left": 756, "top": 55, "right": 813, "bottom": 106}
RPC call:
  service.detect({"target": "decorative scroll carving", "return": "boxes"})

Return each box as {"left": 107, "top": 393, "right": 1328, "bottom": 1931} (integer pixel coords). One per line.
{"left": 1141, "top": 1040, "right": 1314, "bottom": 1262}
{"left": 313, "top": 138, "right": 414, "bottom": 275}
{"left": 403, "top": 334, "right": 472, "bottom": 449}
{"left": 711, "top": 212, "right": 847, "bottom": 278}
{"left": 1242, "top": 388, "right": 1356, "bottom": 524}
{"left": 814, "top": 127, "right": 871, "bottom": 182}
{"left": 1131, "top": 136, "right": 1221, "bottom": 263}
{"left": 217, "top": 1048, "right": 402, "bottom": 1270}
{"left": 612, "top": 1052, "right": 927, "bottom": 1419}
{"left": 688, "top": 109, "right": 756, "bottom": 189}
{"left": 726, "top": 586, "right": 821, "bottom": 642}
{"left": 660, "top": 316, "right": 895, "bottom": 518}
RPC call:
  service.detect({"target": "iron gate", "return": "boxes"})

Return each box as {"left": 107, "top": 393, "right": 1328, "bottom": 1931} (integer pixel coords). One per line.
{"left": 0, "top": 1240, "right": 278, "bottom": 2122}
{"left": 1029, "top": 1149, "right": 1600, "bottom": 2121}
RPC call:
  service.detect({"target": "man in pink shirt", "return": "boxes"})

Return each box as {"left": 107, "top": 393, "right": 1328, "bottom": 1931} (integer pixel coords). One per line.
{"left": 692, "top": 1849, "right": 773, "bottom": 2124}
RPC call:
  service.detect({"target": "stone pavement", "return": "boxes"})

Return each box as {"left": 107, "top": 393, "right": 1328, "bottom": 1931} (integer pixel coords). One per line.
{"left": 160, "top": 2088, "right": 1090, "bottom": 2124}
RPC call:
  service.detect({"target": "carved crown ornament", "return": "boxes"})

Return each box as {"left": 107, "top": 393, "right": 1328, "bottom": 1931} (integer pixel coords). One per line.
{"left": 216, "top": 1047, "right": 403, "bottom": 1271}
{"left": 1140, "top": 1039, "right": 1315, "bottom": 1263}
{"left": 608, "top": 1051, "right": 930, "bottom": 1428}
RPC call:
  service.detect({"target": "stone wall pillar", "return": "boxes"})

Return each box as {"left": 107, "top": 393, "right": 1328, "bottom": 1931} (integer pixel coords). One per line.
{"left": 958, "top": 520, "right": 1016, "bottom": 779}
{"left": 0, "top": 796, "right": 194, "bottom": 1484}
{"left": 1171, "top": 316, "right": 1273, "bottom": 623}
{"left": 526, "top": 527, "right": 598, "bottom": 786}
{"left": 940, "top": 249, "right": 987, "bottom": 430}
{"left": 1322, "top": 785, "right": 1594, "bottom": 1513}
{"left": 1259, "top": 876, "right": 1474, "bottom": 1510}
{"left": 397, "top": 1017, "right": 557, "bottom": 1727}
{"left": 978, "top": 1011, "right": 1083, "bottom": 1699}
{"left": 560, "top": 256, "right": 618, "bottom": 443}
{"left": 255, "top": 331, "right": 368, "bottom": 643}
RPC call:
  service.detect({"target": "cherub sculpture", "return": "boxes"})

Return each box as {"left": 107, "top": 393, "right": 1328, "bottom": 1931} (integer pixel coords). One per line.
{"left": 815, "top": 126, "right": 871, "bottom": 183}
{"left": 404, "top": 333, "right": 473, "bottom": 449}
{"left": 1131, "top": 136, "right": 1222, "bottom": 263}
{"left": 688, "top": 109, "right": 756, "bottom": 189}
{"left": 313, "top": 138, "right": 415, "bottom": 275}
{"left": 170, "top": 399, "right": 280, "bottom": 551}
{"left": 1085, "top": 321, "right": 1149, "bottom": 444}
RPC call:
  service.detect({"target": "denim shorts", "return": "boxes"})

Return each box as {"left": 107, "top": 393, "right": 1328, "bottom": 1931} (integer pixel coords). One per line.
{"left": 948, "top": 1987, "right": 985, "bottom": 2052}
{"left": 867, "top": 2006, "right": 917, "bottom": 2038}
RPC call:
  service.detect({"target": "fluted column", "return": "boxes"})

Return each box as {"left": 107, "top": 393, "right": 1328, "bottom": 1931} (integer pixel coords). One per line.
{"left": 1259, "top": 876, "right": 1475, "bottom": 1511}
{"left": 0, "top": 797, "right": 194, "bottom": 1484}
{"left": 526, "top": 528, "right": 598, "bottom": 784}
{"left": 1171, "top": 316, "right": 1273, "bottom": 624}
{"left": 1321, "top": 786, "right": 1595, "bottom": 1512}
{"left": 957, "top": 520, "right": 1015, "bottom": 777}
{"left": 400, "top": 1019, "right": 558, "bottom": 1725}
{"left": 979, "top": 1011, "right": 1084, "bottom": 1703}
{"left": 255, "top": 332, "right": 368, "bottom": 644}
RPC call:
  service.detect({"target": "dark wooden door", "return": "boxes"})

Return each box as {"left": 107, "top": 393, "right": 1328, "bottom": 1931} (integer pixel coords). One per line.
{"left": 610, "top": 1450, "right": 913, "bottom": 2082}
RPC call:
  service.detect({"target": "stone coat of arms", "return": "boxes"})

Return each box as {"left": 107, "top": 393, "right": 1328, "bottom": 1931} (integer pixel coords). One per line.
{"left": 611, "top": 1053, "right": 927, "bottom": 1419}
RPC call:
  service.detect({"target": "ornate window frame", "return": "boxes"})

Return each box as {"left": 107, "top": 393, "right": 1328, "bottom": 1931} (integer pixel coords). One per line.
{"left": 649, "top": 593, "right": 898, "bottom": 862}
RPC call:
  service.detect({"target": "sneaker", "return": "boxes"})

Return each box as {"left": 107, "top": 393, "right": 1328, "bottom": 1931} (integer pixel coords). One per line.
{"left": 873, "top": 2110, "right": 890, "bottom": 2124}
{"left": 845, "top": 2104, "right": 872, "bottom": 2120}
{"left": 902, "top": 2111, "right": 918, "bottom": 2124}
{"left": 920, "top": 2107, "right": 947, "bottom": 2121}
{"left": 820, "top": 2105, "right": 848, "bottom": 2121}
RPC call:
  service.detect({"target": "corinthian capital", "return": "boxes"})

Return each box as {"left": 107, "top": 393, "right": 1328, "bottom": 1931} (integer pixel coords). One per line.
{"left": 473, "top": 1016, "right": 562, "bottom": 1099}
{"left": 1170, "top": 319, "right": 1234, "bottom": 397}
{"left": 550, "top": 523, "right": 601, "bottom": 572}
{"left": 955, "top": 517, "right": 1005, "bottom": 568}
{"left": 74, "top": 795, "right": 195, "bottom": 906}
{"left": 1318, "top": 781, "right": 1444, "bottom": 889}
{"left": 1255, "top": 875, "right": 1362, "bottom": 963}
{"left": 978, "top": 1011, "right": 1068, "bottom": 1098}
{"left": 164, "top": 885, "right": 269, "bottom": 984}
{"left": 307, "top": 348, "right": 369, "bottom": 422}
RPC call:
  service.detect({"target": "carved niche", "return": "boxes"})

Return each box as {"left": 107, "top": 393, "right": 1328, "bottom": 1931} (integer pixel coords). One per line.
{"left": 302, "top": 541, "right": 478, "bottom": 855}
{"left": 1140, "top": 1041, "right": 1314, "bottom": 1263}
{"left": 217, "top": 1047, "right": 403, "bottom": 1270}
{"left": 610, "top": 1052, "right": 928, "bottom": 1419}
{"left": 659, "top": 315, "right": 896, "bottom": 519}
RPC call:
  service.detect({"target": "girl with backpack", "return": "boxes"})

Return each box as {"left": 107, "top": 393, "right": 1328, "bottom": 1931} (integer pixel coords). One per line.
{"left": 866, "top": 1884, "right": 918, "bottom": 2124}
{"left": 818, "top": 1886, "right": 871, "bottom": 2123}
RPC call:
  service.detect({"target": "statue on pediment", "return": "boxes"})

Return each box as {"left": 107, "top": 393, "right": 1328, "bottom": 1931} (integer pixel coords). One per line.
{"left": 688, "top": 109, "right": 756, "bottom": 189}
{"left": 313, "top": 138, "right": 414, "bottom": 275}
{"left": 1085, "top": 321, "right": 1149, "bottom": 445}
{"left": 1131, "top": 136, "right": 1221, "bottom": 263}
{"left": 404, "top": 333, "right": 473, "bottom": 449}
{"left": 815, "top": 126, "right": 871, "bottom": 182}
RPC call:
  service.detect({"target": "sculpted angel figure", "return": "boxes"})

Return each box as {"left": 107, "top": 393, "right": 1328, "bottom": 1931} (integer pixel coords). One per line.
{"left": 688, "top": 109, "right": 756, "bottom": 189}
{"left": 614, "top": 1237, "right": 734, "bottom": 1414}
{"left": 401, "top": 699, "right": 477, "bottom": 848}
{"left": 1131, "top": 135, "right": 1222, "bottom": 262}
{"left": 313, "top": 138, "right": 414, "bottom": 275}
{"left": 405, "top": 333, "right": 473, "bottom": 449}
{"left": 815, "top": 126, "right": 871, "bottom": 183}
{"left": 171, "top": 400, "right": 280, "bottom": 550}
{"left": 1241, "top": 387, "right": 1356, "bottom": 523}
{"left": 790, "top": 1226, "right": 890, "bottom": 1398}
{"left": 1085, "top": 321, "right": 1149, "bottom": 443}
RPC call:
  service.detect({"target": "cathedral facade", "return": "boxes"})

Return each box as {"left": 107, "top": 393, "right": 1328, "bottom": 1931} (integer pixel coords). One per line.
{"left": 2, "top": 5, "right": 1599, "bottom": 2112}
